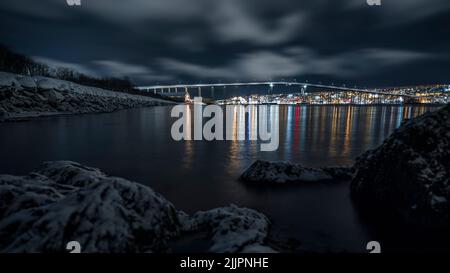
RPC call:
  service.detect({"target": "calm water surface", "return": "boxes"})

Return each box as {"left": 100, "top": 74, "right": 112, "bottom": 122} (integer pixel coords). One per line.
{"left": 0, "top": 105, "right": 441, "bottom": 252}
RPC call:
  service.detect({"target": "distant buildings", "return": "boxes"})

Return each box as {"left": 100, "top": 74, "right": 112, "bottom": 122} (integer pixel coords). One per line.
{"left": 216, "top": 85, "right": 449, "bottom": 105}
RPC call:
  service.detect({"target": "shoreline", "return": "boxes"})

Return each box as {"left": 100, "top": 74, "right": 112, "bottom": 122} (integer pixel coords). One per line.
{"left": 0, "top": 71, "right": 175, "bottom": 122}
{"left": 1, "top": 104, "right": 168, "bottom": 122}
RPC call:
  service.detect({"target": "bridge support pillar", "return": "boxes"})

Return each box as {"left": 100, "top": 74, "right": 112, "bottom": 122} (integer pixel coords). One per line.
{"left": 198, "top": 87, "right": 202, "bottom": 97}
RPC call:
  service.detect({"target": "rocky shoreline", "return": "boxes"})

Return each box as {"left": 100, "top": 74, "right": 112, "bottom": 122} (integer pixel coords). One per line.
{"left": 0, "top": 161, "right": 274, "bottom": 253}
{"left": 0, "top": 72, "right": 173, "bottom": 122}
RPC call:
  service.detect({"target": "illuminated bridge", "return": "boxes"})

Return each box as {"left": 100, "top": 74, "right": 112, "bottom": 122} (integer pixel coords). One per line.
{"left": 136, "top": 81, "right": 420, "bottom": 100}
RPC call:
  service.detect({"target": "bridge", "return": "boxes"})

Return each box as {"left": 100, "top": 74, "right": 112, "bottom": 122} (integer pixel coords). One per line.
{"left": 136, "top": 81, "right": 419, "bottom": 99}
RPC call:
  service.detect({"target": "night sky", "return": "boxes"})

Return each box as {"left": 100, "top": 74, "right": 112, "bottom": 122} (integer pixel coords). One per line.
{"left": 0, "top": 0, "right": 449, "bottom": 87}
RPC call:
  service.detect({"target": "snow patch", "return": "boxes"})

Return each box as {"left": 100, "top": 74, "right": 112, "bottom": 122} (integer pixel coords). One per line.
{"left": 181, "top": 204, "right": 273, "bottom": 253}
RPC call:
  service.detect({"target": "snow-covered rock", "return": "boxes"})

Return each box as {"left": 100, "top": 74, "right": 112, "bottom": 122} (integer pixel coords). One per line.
{"left": 241, "top": 160, "right": 353, "bottom": 184}
{"left": 240, "top": 244, "right": 278, "bottom": 253}
{"left": 17, "top": 76, "right": 37, "bottom": 91}
{"left": 180, "top": 205, "right": 273, "bottom": 253}
{"left": 0, "top": 161, "right": 274, "bottom": 253}
{"left": 351, "top": 104, "right": 450, "bottom": 229}
{"left": 0, "top": 72, "right": 20, "bottom": 98}
{"left": 0, "top": 71, "right": 173, "bottom": 121}
{"left": 0, "top": 72, "right": 19, "bottom": 89}
{"left": 42, "top": 89, "right": 65, "bottom": 103}
{"left": 35, "top": 78, "right": 57, "bottom": 91}
{"left": 0, "top": 161, "right": 181, "bottom": 252}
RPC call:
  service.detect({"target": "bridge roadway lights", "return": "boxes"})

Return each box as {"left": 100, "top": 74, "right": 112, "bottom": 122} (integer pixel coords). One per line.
{"left": 136, "top": 82, "right": 417, "bottom": 101}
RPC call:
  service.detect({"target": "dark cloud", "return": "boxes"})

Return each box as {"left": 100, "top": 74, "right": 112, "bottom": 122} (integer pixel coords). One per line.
{"left": 0, "top": 0, "right": 449, "bottom": 87}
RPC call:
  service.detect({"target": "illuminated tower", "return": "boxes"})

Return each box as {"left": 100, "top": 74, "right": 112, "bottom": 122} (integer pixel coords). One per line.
{"left": 301, "top": 85, "right": 307, "bottom": 96}
{"left": 184, "top": 88, "right": 191, "bottom": 103}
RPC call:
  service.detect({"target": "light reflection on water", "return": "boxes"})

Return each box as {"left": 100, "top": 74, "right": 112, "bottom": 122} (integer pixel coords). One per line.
{"left": 0, "top": 104, "right": 442, "bottom": 252}
{"left": 191, "top": 104, "right": 435, "bottom": 175}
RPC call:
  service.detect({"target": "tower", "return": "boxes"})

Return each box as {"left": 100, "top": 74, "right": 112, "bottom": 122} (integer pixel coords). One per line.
{"left": 184, "top": 87, "right": 191, "bottom": 103}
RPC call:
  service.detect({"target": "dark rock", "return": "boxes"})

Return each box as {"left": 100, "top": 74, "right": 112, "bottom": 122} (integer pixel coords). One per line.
{"left": 351, "top": 104, "right": 450, "bottom": 229}
{"left": 179, "top": 204, "right": 272, "bottom": 253}
{"left": 240, "top": 160, "right": 353, "bottom": 184}
{"left": 0, "top": 161, "right": 181, "bottom": 252}
{"left": 42, "top": 90, "right": 65, "bottom": 103}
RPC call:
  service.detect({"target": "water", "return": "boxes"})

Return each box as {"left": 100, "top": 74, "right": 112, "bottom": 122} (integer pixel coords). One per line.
{"left": 0, "top": 104, "right": 441, "bottom": 252}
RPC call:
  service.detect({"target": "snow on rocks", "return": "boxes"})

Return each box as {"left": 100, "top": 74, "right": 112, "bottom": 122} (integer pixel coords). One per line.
{"left": 0, "top": 161, "right": 181, "bottom": 252}
{"left": 0, "top": 161, "right": 274, "bottom": 253}
{"left": 180, "top": 205, "right": 274, "bottom": 253}
{"left": 0, "top": 72, "right": 173, "bottom": 121}
{"left": 35, "top": 78, "right": 58, "bottom": 91}
{"left": 240, "top": 244, "right": 278, "bottom": 253}
{"left": 17, "top": 77, "right": 37, "bottom": 92}
{"left": 240, "top": 160, "right": 353, "bottom": 184}
{"left": 351, "top": 104, "right": 450, "bottom": 229}
{"left": 0, "top": 72, "right": 20, "bottom": 92}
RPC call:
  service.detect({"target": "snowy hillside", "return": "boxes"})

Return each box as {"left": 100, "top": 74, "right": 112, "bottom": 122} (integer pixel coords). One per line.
{"left": 0, "top": 71, "right": 173, "bottom": 121}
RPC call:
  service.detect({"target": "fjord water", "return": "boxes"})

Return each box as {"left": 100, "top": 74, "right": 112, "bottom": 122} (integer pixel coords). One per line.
{"left": 0, "top": 104, "right": 441, "bottom": 252}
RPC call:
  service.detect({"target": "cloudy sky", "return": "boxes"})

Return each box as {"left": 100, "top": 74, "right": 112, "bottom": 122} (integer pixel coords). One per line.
{"left": 0, "top": 0, "right": 449, "bottom": 87}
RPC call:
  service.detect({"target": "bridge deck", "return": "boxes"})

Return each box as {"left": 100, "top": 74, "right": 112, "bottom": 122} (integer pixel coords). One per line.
{"left": 136, "top": 82, "right": 418, "bottom": 98}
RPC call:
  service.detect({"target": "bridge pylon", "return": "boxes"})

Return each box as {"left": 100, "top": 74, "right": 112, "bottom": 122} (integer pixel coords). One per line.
{"left": 184, "top": 87, "right": 191, "bottom": 103}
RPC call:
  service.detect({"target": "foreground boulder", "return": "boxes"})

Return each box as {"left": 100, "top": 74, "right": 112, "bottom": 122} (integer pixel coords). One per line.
{"left": 180, "top": 205, "right": 272, "bottom": 253}
{"left": 241, "top": 160, "right": 353, "bottom": 184}
{"left": 0, "top": 161, "right": 273, "bottom": 253}
{"left": 351, "top": 104, "right": 450, "bottom": 229}
{"left": 0, "top": 161, "right": 181, "bottom": 252}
